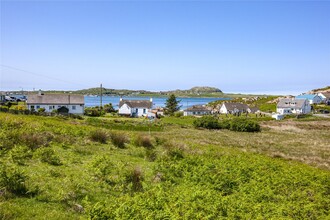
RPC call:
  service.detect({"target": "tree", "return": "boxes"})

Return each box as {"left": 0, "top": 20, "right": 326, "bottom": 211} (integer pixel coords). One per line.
{"left": 165, "top": 94, "right": 181, "bottom": 116}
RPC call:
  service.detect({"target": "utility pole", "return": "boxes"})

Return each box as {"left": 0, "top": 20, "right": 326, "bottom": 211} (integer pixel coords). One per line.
{"left": 100, "top": 83, "right": 103, "bottom": 110}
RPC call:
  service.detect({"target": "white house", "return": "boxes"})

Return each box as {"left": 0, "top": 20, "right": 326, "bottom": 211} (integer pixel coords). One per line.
{"left": 295, "top": 94, "right": 322, "bottom": 104}
{"left": 118, "top": 98, "right": 153, "bottom": 117}
{"left": 276, "top": 98, "right": 311, "bottom": 115}
{"left": 27, "top": 92, "right": 84, "bottom": 114}
{"left": 318, "top": 92, "right": 330, "bottom": 105}
{"left": 183, "top": 105, "right": 212, "bottom": 116}
{"left": 219, "top": 103, "right": 249, "bottom": 114}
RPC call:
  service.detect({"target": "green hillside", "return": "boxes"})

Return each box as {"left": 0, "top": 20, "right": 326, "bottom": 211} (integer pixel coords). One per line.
{"left": 0, "top": 113, "right": 329, "bottom": 219}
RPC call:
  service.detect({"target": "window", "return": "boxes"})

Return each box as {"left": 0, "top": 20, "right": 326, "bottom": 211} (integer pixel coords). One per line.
{"left": 31, "top": 106, "right": 35, "bottom": 109}
{"left": 143, "top": 109, "right": 146, "bottom": 114}
{"left": 49, "top": 106, "right": 52, "bottom": 110}
{"left": 136, "top": 108, "right": 138, "bottom": 113}
{"left": 72, "top": 105, "right": 76, "bottom": 110}
{"left": 36, "top": 106, "right": 40, "bottom": 109}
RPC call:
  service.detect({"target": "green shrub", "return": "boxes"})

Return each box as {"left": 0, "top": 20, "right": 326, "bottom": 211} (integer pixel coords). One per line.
{"left": 229, "top": 118, "right": 261, "bottom": 132}
{"left": 110, "top": 132, "right": 129, "bottom": 148}
{"left": 89, "top": 203, "right": 113, "bottom": 220}
{"left": 0, "top": 165, "right": 29, "bottom": 196}
{"left": 89, "top": 130, "right": 108, "bottom": 144}
{"left": 174, "top": 111, "right": 183, "bottom": 117}
{"left": 84, "top": 107, "right": 104, "bottom": 117}
{"left": 20, "top": 132, "right": 53, "bottom": 149}
{"left": 218, "top": 119, "right": 231, "bottom": 129}
{"left": 193, "top": 116, "right": 221, "bottom": 129}
{"left": 162, "top": 142, "right": 185, "bottom": 160}
{"left": 133, "top": 135, "right": 153, "bottom": 149}
{"left": 38, "top": 108, "right": 45, "bottom": 113}
{"left": 35, "top": 148, "right": 62, "bottom": 166}
{"left": 125, "top": 166, "right": 144, "bottom": 192}
{"left": 145, "top": 149, "right": 157, "bottom": 161}
{"left": 10, "top": 146, "right": 33, "bottom": 165}
{"left": 90, "top": 156, "right": 113, "bottom": 180}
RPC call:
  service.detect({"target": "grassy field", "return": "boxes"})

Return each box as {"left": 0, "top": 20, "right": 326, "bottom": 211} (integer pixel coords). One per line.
{"left": 0, "top": 113, "right": 329, "bottom": 219}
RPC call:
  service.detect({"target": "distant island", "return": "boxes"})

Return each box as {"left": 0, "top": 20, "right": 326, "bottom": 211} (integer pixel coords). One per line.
{"left": 20, "top": 86, "right": 229, "bottom": 98}
{"left": 19, "top": 86, "right": 269, "bottom": 98}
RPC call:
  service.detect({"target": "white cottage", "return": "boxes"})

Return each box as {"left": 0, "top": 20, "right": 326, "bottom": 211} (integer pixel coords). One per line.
{"left": 118, "top": 98, "right": 153, "bottom": 117}
{"left": 318, "top": 92, "right": 330, "bottom": 105}
{"left": 27, "top": 92, "right": 84, "bottom": 114}
{"left": 276, "top": 98, "right": 311, "bottom": 115}
{"left": 219, "top": 103, "right": 249, "bottom": 114}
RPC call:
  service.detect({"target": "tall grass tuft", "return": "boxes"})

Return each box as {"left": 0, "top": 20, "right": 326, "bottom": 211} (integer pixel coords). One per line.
{"left": 89, "top": 130, "right": 108, "bottom": 144}
{"left": 133, "top": 135, "right": 153, "bottom": 149}
{"left": 125, "top": 166, "right": 144, "bottom": 192}
{"left": 110, "top": 132, "right": 129, "bottom": 149}
{"left": 20, "top": 132, "right": 54, "bottom": 149}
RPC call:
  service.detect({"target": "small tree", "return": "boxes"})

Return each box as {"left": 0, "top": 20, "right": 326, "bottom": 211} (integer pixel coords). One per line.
{"left": 165, "top": 94, "right": 181, "bottom": 116}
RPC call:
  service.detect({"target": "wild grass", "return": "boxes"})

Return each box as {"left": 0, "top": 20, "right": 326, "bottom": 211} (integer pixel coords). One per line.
{"left": 0, "top": 112, "right": 329, "bottom": 219}
{"left": 110, "top": 132, "right": 129, "bottom": 148}
{"left": 133, "top": 134, "right": 153, "bottom": 149}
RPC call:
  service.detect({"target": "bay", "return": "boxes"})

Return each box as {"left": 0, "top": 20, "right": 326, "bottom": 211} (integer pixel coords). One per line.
{"left": 85, "top": 96, "right": 230, "bottom": 109}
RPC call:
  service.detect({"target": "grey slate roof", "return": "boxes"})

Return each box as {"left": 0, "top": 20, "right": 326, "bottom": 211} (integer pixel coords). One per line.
{"left": 27, "top": 94, "right": 84, "bottom": 105}
{"left": 119, "top": 100, "right": 152, "bottom": 109}
{"left": 277, "top": 98, "right": 306, "bottom": 109}
{"left": 223, "top": 103, "right": 249, "bottom": 111}
{"left": 185, "top": 105, "right": 212, "bottom": 112}
{"left": 248, "top": 107, "right": 260, "bottom": 113}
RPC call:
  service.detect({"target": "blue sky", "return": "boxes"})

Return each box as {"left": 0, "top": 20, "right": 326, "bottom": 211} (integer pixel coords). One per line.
{"left": 1, "top": 1, "right": 329, "bottom": 95}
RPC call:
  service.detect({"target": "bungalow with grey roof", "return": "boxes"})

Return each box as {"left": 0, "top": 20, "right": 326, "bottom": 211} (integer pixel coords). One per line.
{"left": 276, "top": 98, "right": 311, "bottom": 115}
{"left": 27, "top": 91, "right": 84, "bottom": 114}
{"left": 183, "top": 105, "right": 212, "bottom": 116}
{"left": 118, "top": 98, "right": 153, "bottom": 117}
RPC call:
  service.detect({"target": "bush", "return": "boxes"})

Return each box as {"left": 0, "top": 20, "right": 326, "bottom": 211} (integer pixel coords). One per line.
{"left": 84, "top": 107, "right": 104, "bottom": 117}
{"left": 218, "top": 119, "right": 231, "bottom": 129}
{"left": 10, "top": 146, "right": 33, "bottom": 165}
{"left": 35, "top": 148, "right": 62, "bottom": 166}
{"left": 89, "top": 130, "right": 108, "bottom": 144}
{"left": 174, "top": 111, "right": 183, "bottom": 117}
{"left": 229, "top": 118, "right": 261, "bottom": 132}
{"left": 193, "top": 116, "right": 221, "bottom": 129}
{"left": 162, "top": 141, "right": 185, "bottom": 160}
{"left": 20, "top": 132, "right": 54, "bottom": 149}
{"left": 110, "top": 132, "right": 129, "bottom": 148}
{"left": 38, "top": 108, "right": 45, "bottom": 113}
{"left": 0, "top": 165, "right": 29, "bottom": 195}
{"left": 133, "top": 135, "right": 153, "bottom": 149}
{"left": 125, "top": 166, "right": 144, "bottom": 192}
{"left": 145, "top": 149, "right": 157, "bottom": 161}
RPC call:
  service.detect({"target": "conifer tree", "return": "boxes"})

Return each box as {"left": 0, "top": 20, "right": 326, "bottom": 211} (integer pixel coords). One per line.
{"left": 165, "top": 94, "right": 181, "bottom": 115}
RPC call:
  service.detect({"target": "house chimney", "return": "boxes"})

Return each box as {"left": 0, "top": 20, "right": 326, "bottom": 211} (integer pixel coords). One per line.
{"left": 38, "top": 89, "right": 42, "bottom": 96}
